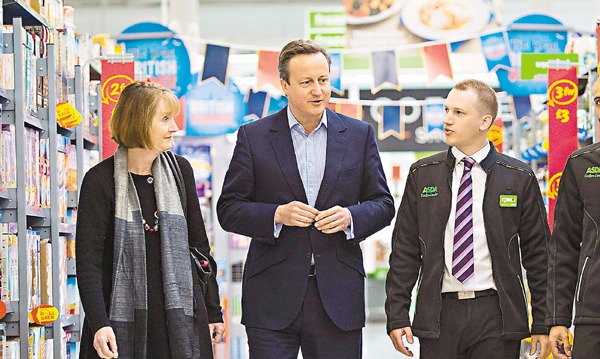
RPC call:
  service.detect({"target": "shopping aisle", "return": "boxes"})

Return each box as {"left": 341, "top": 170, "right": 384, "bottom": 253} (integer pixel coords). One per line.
{"left": 363, "top": 320, "right": 420, "bottom": 358}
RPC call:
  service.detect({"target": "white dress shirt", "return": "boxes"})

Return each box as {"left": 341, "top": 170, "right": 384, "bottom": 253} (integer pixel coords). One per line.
{"left": 441, "top": 143, "right": 497, "bottom": 293}
{"left": 274, "top": 108, "right": 354, "bottom": 240}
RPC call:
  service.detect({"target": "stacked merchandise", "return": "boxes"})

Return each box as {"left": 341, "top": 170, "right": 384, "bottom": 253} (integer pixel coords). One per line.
{"left": 39, "top": 239, "right": 52, "bottom": 306}
{"left": 0, "top": 223, "right": 18, "bottom": 303}
{"left": 56, "top": 136, "right": 70, "bottom": 224}
{"left": 26, "top": 230, "right": 41, "bottom": 313}
{"left": 24, "top": 128, "right": 41, "bottom": 208}
{"left": 0, "top": 125, "right": 16, "bottom": 191}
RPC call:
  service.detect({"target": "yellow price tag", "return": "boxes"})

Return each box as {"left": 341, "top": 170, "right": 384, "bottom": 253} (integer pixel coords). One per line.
{"left": 56, "top": 102, "right": 83, "bottom": 128}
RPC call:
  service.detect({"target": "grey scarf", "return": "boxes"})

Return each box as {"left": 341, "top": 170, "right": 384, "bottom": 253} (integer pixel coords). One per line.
{"left": 111, "top": 147, "right": 200, "bottom": 358}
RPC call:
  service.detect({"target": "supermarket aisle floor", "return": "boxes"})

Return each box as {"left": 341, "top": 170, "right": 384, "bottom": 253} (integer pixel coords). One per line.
{"left": 363, "top": 320, "right": 420, "bottom": 358}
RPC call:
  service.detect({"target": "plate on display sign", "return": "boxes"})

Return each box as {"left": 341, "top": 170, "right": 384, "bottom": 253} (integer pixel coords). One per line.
{"left": 401, "top": 0, "right": 491, "bottom": 40}
{"left": 344, "top": 0, "right": 407, "bottom": 25}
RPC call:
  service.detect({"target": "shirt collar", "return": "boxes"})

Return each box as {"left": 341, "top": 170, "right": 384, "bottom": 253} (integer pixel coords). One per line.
{"left": 287, "top": 107, "right": 327, "bottom": 132}
{"left": 451, "top": 142, "right": 491, "bottom": 167}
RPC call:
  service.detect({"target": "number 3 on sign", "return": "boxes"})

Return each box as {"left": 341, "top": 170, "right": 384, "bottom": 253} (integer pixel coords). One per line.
{"left": 556, "top": 109, "right": 570, "bottom": 123}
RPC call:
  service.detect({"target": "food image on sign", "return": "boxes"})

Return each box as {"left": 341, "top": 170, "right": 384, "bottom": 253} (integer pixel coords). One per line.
{"left": 418, "top": 1, "right": 471, "bottom": 30}
{"left": 401, "top": 0, "right": 490, "bottom": 40}
{"left": 344, "top": 0, "right": 406, "bottom": 25}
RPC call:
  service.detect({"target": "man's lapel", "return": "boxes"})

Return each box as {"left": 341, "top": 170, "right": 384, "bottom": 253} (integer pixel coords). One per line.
{"left": 315, "top": 109, "right": 347, "bottom": 209}
{"left": 269, "top": 108, "right": 308, "bottom": 203}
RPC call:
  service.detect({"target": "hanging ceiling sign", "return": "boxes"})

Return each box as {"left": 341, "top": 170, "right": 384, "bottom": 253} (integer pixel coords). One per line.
{"left": 185, "top": 79, "right": 246, "bottom": 137}
{"left": 493, "top": 14, "right": 569, "bottom": 96}
{"left": 118, "top": 22, "right": 191, "bottom": 98}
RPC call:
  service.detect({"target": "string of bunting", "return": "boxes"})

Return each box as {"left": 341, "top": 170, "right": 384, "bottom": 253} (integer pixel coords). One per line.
{"left": 182, "top": 27, "right": 526, "bottom": 92}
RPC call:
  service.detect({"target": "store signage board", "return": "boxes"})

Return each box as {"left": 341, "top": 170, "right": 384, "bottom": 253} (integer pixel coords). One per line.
{"left": 118, "top": 22, "right": 192, "bottom": 98}
{"left": 184, "top": 78, "right": 246, "bottom": 137}
{"left": 547, "top": 66, "right": 578, "bottom": 229}
{"left": 496, "top": 14, "right": 569, "bottom": 96}
{"left": 100, "top": 60, "right": 135, "bottom": 159}
{"left": 521, "top": 53, "right": 578, "bottom": 80}
{"left": 305, "top": 7, "right": 346, "bottom": 49}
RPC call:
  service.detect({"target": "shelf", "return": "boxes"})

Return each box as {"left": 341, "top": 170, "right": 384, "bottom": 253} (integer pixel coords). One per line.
{"left": 0, "top": 186, "right": 12, "bottom": 200}
{"left": 60, "top": 314, "right": 79, "bottom": 329}
{"left": 2, "top": 301, "right": 19, "bottom": 322}
{"left": 25, "top": 205, "right": 46, "bottom": 218}
{"left": 0, "top": 87, "right": 10, "bottom": 106}
{"left": 59, "top": 222, "right": 74, "bottom": 235}
{"left": 57, "top": 124, "right": 73, "bottom": 137}
{"left": 24, "top": 113, "right": 44, "bottom": 131}
{"left": 83, "top": 133, "right": 98, "bottom": 150}
{"left": 2, "top": 0, "right": 51, "bottom": 27}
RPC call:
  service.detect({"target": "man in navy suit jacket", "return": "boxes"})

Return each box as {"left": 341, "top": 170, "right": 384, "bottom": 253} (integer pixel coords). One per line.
{"left": 217, "top": 40, "right": 395, "bottom": 358}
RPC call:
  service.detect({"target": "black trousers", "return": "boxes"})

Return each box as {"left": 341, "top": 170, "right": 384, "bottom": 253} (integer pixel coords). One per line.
{"left": 245, "top": 276, "right": 362, "bottom": 359}
{"left": 573, "top": 325, "right": 600, "bottom": 359}
{"left": 419, "top": 292, "right": 520, "bottom": 359}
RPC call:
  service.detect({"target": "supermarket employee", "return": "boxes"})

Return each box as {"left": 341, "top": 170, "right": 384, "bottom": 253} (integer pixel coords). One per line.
{"left": 385, "top": 79, "right": 550, "bottom": 359}
{"left": 547, "top": 77, "right": 600, "bottom": 359}
{"left": 217, "top": 39, "right": 394, "bottom": 358}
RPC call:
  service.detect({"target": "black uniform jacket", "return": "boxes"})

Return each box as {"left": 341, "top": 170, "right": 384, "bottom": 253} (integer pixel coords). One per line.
{"left": 386, "top": 144, "right": 549, "bottom": 340}
{"left": 547, "top": 142, "right": 600, "bottom": 328}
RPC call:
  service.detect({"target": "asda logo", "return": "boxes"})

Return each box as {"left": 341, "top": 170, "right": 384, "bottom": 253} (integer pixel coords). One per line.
{"left": 421, "top": 186, "right": 438, "bottom": 198}
{"left": 585, "top": 166, "right": 600, "bottom": 178}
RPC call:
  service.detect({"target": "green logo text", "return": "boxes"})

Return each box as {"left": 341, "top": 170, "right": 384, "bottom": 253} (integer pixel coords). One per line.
{"left": 421, "top": 186, "right": 438, "bottom": 198}
{"left": 585, "top": 166, "right": 600, "bottom": 178}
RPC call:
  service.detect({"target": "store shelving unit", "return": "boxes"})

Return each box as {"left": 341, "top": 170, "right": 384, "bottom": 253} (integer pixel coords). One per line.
{"left": 1, "top": 2, "right": 98, "bottom": 356}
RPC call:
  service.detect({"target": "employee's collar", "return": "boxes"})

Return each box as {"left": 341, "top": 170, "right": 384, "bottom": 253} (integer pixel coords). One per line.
{"left": 445, "top": 141, "right": 497, "bottom": 172}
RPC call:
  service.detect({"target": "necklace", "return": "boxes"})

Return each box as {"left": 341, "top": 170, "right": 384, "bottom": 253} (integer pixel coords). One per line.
{"left": 142, "top": 211, "right": 159, "bottom": 232}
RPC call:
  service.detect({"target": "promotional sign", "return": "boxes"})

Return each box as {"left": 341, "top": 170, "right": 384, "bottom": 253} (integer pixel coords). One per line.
{"left": 305, "top": 7, "right": 346, "bottom": 49}
{"left": 56, "top": 101, "right": 82, "bottom": 128}
{"left": 547, "top": 67, "right": 578, "bottom": 229}
{"left": 29, "top": 304, "right": 59, "bottom": 325}
{"left": 119, "top": 22, "right": 192, "bottom": 98}
{"left": 172, "top": 143, "right": 212, "bottom": 198}
{"left": 360, "top": 88, "right": 451, "bottom": 152}
{"left": 185, "top": 79, "right": 246, "bottom": 137}
{"left": 344, "top": 0, "right": 498, "bottom": 49}
{"left": 101, "top": 60, "right": 135, "bottom": 159}
{"left": 495, "top": 14, "right": 569, "bottom": 96}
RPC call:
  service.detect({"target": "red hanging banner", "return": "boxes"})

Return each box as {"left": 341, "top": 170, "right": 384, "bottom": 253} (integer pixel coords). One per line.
{"left": 101, "top": 60, "right": 135, "bottom": 160}
{"left": 547, "top": 66, "right": 578, "bottom": 229}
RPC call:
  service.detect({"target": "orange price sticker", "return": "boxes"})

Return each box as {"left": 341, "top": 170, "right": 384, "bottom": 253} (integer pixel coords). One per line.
{"left": 0, "top": 300, "right": 6, "bottom": 320}
{"left": 101, "top": 74, "right": 134, "bottom": 105}
{"left": 548, "top": 79, "right": 578, "bottom": 107}
{"left": 30, "top": 304, "right": 59, "bottom": 325}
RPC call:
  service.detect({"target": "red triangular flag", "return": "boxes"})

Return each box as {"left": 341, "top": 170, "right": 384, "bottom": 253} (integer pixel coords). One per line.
{"left": 422, "top": 44, "right": 453, "bottom": 82}
{"left": 256, "top": 50, "right": 281, "bottom": 93}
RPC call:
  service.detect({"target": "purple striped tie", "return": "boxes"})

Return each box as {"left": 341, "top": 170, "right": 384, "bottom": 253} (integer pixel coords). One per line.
{"left": 452, "top": 157, "right": 475, "bottom": 284}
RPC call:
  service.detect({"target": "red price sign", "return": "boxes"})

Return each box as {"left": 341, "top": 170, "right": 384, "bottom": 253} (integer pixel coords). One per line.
{"left": 101, "top": 60, "right": 135, "bottom": 159}
{"left": 547, "top": 67, "right": 578, "bottom": 229}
